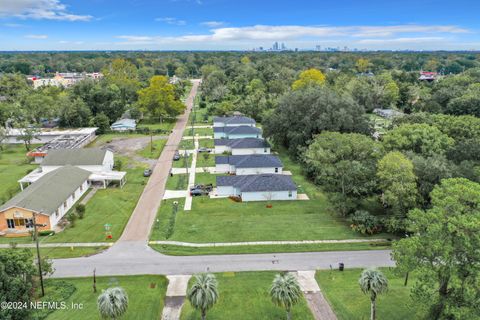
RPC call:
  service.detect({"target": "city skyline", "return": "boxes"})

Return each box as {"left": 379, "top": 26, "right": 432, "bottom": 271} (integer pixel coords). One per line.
{"left": 0, "top": 0, "right": 479, "bottom": 51}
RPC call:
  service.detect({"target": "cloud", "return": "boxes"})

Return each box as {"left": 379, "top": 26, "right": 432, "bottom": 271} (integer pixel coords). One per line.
{"left": 357, "top": 37, "right": 446, "bottom": 44}
{"left": 25, "top": 34, "right": 48, "bottom": 39}
{"left": 3, "top": 23, "right": 24, "bottom": 28}
{"left": 155, "top": 17, "right": 186, "bottom": 26}
{"left": 0, "top": 0, "right": 92, "bottom": 21}
{"left": 201, "top": 21, "right": 225, "bottom": 28}
{"left": 58, "top": 40, "right": 84, "bottom": 45}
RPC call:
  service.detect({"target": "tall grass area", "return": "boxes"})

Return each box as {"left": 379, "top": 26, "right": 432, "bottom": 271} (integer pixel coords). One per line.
{"left": 136, "top": 138, "right": 167, "bottom": 159}
{"left": 181, "top": 271, "right": 314, "bottom": 320}
{"left": 43, "top": 275, "right": 167, "bottom": 320}
{"left": 316, "top": 268, "right": 424, "bottom": 320}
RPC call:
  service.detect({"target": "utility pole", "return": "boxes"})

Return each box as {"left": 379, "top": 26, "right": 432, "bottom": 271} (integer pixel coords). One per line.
{"left": 93, "top": 268, "right": 97, "bottom": 293}
{"left": 32, "top": 212, "right": 45, "bottom": 297}
{"left": 150, "top": 133, "right": 153, "bottom": 154}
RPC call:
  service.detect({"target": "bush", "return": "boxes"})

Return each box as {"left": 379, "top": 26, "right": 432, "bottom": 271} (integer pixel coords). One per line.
{"left": 75, "top": 204, "right": 86, "bottom": 219}
{"left": 67, "top": 213, "right": 77, "bottom": 228}
{"left": 350, "top": 210, "right": 382, "bottom": 235}
{"left": 114, "top": 158, "right": 123, "bottom": 170}
{"left": 199, "top": 101, "right": 207, "bottom": 109}
{"left": 38, "top": 230, "right": 55, "bottom": 236}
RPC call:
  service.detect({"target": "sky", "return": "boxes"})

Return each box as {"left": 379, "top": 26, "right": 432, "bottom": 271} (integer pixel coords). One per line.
{"left": 0, "top": 0, "right": 479, "bottom": 51}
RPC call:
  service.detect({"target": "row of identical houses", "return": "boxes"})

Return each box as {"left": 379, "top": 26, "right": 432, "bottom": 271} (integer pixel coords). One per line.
{"left": 0, "top": 148, "right": 125, "bottom": 236}
{"left": 211, "top": 116, "right": 297, "bottom": 201}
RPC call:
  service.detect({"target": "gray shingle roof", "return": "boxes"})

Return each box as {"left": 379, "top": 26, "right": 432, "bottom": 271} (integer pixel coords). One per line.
{"left": 215, "top": 155, "right": 283, "bottom": 168}
{"left": 213, "top": 116, "right": 256, "bottom": 125}
{"left": 0, "top": 166, "right": 90, "bottom": 215}
{"left": 216, "top": 174, "right": 296, "bottom": 192}
{"left": 213, "top": 126, "right": 262, "bottom": 135}
{"left": 214, "top": 138, "right": 270, "bottom": 149}
{"left": 42, "top": 148, "right": 108, "bottom": 166}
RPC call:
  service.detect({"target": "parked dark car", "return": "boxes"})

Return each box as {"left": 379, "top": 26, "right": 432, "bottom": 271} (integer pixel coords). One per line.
{"left": 173, "top": 151, "right": 181, "bottom": 161}
{"left": 143, "top": 169, "right": 152, "bottom": 177}
{"left": 198, "top": 147, "right": 211, "bottom": 153}
{"left": 190, "top": 189, "right": 205, "bottom": 196}
{"left": 191, "top": 184, "right": 213, "bottom": 192}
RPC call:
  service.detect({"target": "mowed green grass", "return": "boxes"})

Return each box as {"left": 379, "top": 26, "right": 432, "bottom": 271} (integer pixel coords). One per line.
{"left": 198, "top": 139, "right": 214, "bottom": 148}
{"left": 137, "top": 119, "right": 176, "bottom": 132}
{"left": 44, "top": 275, "right": 167, "bottom": 320}
{"left": 188, "top": 106, "right": 212, "bottom": 125}
{"left": 316, "top": 268, "right": 424, "bottom": 320}
{"left": 181, "top": 271, "right": 314, "bottom": 320}
{"left": 166, "top": 174, "right": 188, "bottom": 190}
{"left": 136, "top": 138, "right": 167, "bottom": 159}
{"left": 183, "top": 127, "right": 213, "bottom": 137}
{"left": 151, "top": 150, "right": 392, "bottom": 243}
{"left": 0, "top": 144, "right": 37, "bottom": 205}
{"left": 196, "top": 153, "right": 215, "bottom": 167}
{"left": 172, "top": 153, "right": 192, "bottom": 168}
{"left": 0, "top": 246, "right": 109, "bottom": 259}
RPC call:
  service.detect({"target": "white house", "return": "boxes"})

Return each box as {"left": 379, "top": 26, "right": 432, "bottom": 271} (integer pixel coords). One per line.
{"left": 214, "top": 138, "right": 271, "bottom": 155}
{"left": 0, "top": 166, "right": 91, "bottom": 234}
{"left": 216, "top": 174, "right": 297, "bottom": 202}
{"left": 213, "top": 126, "right": 262, "bottom": 139}
{"left": 110, "top": 118, "right": 136, "bottom": 131}
{"left": 213, "top": 116, "right": 256, "bottom": 128}
{"left": 215, "top": 155, "right": 283, "bottom": 175}
{"left": 19, "top": 148, "right": 126, "bottom": 189}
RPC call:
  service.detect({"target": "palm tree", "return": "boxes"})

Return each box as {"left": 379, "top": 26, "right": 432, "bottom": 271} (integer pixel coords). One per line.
{"left": 187, "top": 273, "right": 219, "bottom": 320}
{"left": 97, "top": 287, "right": 129, "bottom": 320}
{"left": 359, "top": 268, "right": 388, "bottom": 320}
{"left": 270, "top": 273, "right": 302, "bottom": 320}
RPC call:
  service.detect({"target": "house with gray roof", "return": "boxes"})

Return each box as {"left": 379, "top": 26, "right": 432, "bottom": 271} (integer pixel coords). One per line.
{"left": 19, "top": 148, "right": 126, "bottom": 189}
{"left": 216, "top": 174, "right": 297, "bottom": 202}
{"left": 0, "top": 166, "right": 90, "bottom": 234}
{"left": 215, "top": 155, "right": 283, "bottom": 175}
{"left": 214, "top": 138, "right": 271, "bottom": 155}
{"left": 213, "top": 126, "right": 262, "bottom": 139}
{"left": 110, "top": 118, "right": 136, "bottom": 131}
{"left": 213, "top": 116, "right": 256, "bottom": 128}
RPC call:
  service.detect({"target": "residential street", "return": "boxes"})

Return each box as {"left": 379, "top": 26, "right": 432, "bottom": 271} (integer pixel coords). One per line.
{"left": 50, "top": 79, "right": 395, "bottom": 278}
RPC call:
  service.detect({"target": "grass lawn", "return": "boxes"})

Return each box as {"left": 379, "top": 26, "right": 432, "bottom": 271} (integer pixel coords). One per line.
{"left": 172, "top": 154, "right": 192, "bottom": 168}
{"left": 181, "top": 271, "right": 314, "bottom": 320}
{"left": 0, "top": 246, "right": 109, "bottom": 259}
{"left": 137, "top": 119, "right": 176, "bottom": 132}
{"left": 43, "top": 275, "right": 167, "bottom": 320}
{"left": 150, "top": 150, "right": 392, "bottom": 244}
{"left": 183, "top": 127, "right": 213, "bottom": 137}
{"left": 188, "top": 106, "right": 212, "bottom": 125}
{"left": 194, "top": 172, "right": 219, "bottom": 186}
{"left": 198, "top": 139, "right": 214, "bottom": 148}
{"left": 196, "top": 153, "right": 215, "bottom": 167}
{"left": 179, "top": 139, "right": 195, "bottom": 150}
{"left": 0, "top": 144, "right": 37, "bottom": 205}
{"left": 166, "top": 174, "right": 188, "bottom": 190}
{"left": 150, "top": 241, "right": 392, "bottom": 256}
{"left": 136, "top": 138, "right": 167, "bottom": 159}
{"left": 89, "top": 133, "right": 146, "bottom": 147}
{"left": 316, "top": 268, "right": 424, "bottom": 320}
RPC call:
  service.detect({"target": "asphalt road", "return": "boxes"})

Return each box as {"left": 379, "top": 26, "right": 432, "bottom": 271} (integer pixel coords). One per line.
{"left": 50, "top": 79, "right": 395, "bottom": 278}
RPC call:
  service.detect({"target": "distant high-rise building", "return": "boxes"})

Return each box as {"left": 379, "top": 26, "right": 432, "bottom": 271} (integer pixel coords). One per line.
{"left": 281, "top": 42, "right": 286, "bottom": 50}
{"left": 315, "top": 45, "right": 321, "bottom": 51}
{"left": 272, "top": 42, "right": 279, "bottom": 51}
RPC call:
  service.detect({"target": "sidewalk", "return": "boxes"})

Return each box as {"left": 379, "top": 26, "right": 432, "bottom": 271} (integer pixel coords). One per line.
{"left": 183, "top": 136, "right": 199, "bottom": 211}
{"left": 148, "top": 238, "right": 389, "bottom": 247}
{"left": 161, "top": 275, "right": 192, "bottom": 320}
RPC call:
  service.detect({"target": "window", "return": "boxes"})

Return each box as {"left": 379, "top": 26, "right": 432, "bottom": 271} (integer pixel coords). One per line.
{"left": 55, "top": 210, "right": 59, "bottom": 217}
{"left": 264, "top": 148, "right": 267, "bottom": 153}
{"left": 72, "top": 193, "right": 75, "bottom": 201}
{"left": 7, "top": 219, "right": 14, "bottom": 228}
{"left": 80, "top": 184, "right": 83, "bottom": 191}
{"left": 13, "top": 218, "right": 25, "bottom": 227}
{"left": 275, "top": 167, "right": 278, "bottom": 173}
{"left": 288, "top": 190, "right": 293, "bottom": 198}
{"left": 64, "top": 201, "right": 67, "bottom": 209}
{"left": 25, "top": 219, "right": 33, "bottom": 228}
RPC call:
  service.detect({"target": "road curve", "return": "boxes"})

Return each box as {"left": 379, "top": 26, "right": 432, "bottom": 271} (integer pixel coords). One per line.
{"left": 50, "top": 79, "right": 395, "bottom": 278}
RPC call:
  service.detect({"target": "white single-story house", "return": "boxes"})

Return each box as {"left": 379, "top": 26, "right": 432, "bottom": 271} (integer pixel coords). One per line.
{"left": 215, "top": 154, "right": 283, "bottom": 175}
{"left": 4, "top": 127, "right": 98, "bottom": 145}
{"left": 373, "top": 108, "right": 404, "bottom": 119}
{"left": 214, "top": 138, "right": 271, "bottom": 155}
{"left": 213, "top": 126, "right": 262, "bottom": 139}
{"left": 216, "top": 174, "right": 297, "bottom": 202}
{"left": 19, "top": 148, "right": 126, "bottom": 189}
{"left": 0, "top": 166, "right": 91, "bottom": 235}
{"left": 110, "top": 118, "right": 136, "bottom": 131}
{"left": 213, "top": 116, "right": 256, "bottom": 128}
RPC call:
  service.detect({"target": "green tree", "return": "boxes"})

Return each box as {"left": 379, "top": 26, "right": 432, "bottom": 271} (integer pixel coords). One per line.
{"left": 91, "top": 112, "right": 111, "bottom": 134}
{"left": 264, "top": 86, "right": 371, "bottom": 157}
{"left": 59, "top": 97, "right": 92, "bottom": 128}
{"left": 187, "top": 273, "right": 219, "bottom": 320}
{"left": 270, "top": 273, "right": 302, "bottom": 320}
{"left": 359, "top": 269, "right": 388, "bottom": 320}
{"left": 103, "top": 58, "right": 140, "bottom": 105}
{"left": 304, "top": 132, "right": 382, "bottom": 214}
{"left": 15, "top": 122, "right": 40, "bottom": 151}
{"left": 393, "top": 178, "right": 480, "bottom": 319}
{"left": 292, "top": 68, "right": 326, "bottom": 90}
{"left": 97, "top": 287, "right": 129, "bottom": 320}
{"left": 383, "top": 123, "right": 454, "bottom": 156}
{"left": 137, "top": 76, "right": 185, "bottom": 121}
{"left": 377, "top": 151, "right": 418, "bottom": 232}
{"left": 0, "top": 249, "right": 36, "bottom": 320}
{"left": 356, "top": 58, "right": 370, "bottom": 73}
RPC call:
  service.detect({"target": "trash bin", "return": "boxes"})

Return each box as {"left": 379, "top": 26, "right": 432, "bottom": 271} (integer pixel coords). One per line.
{"left": 339, "top": 262, "right": 344, "bottom": 271}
